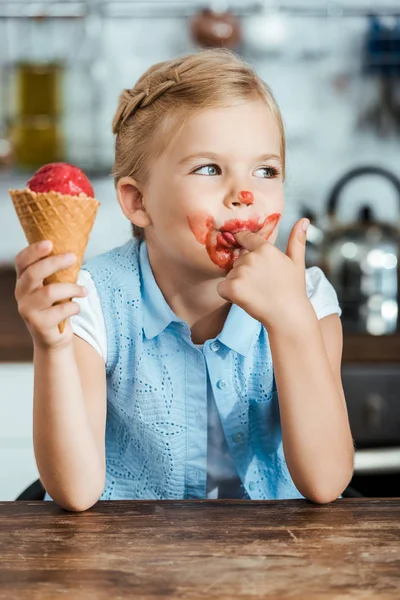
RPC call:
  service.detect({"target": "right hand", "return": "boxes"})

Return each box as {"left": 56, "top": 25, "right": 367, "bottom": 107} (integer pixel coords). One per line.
{"left": 14, "top": 240, "right": 88, "bottom": 351}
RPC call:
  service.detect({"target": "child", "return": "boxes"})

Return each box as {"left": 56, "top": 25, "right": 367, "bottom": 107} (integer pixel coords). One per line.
{"left": 15, "top": 49, "right": 354, "bottom": 511}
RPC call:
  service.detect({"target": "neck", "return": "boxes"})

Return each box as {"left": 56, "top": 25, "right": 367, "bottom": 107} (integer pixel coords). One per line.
{"left": 146, "top": 242, "right": 231, "bottom": 344}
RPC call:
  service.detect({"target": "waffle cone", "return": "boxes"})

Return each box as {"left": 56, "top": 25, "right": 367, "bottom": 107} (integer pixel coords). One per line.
{"left": 9, "top": 188, "right": 100, "bottom": 333}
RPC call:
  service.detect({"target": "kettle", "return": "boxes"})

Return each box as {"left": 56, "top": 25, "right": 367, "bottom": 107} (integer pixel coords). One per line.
{"left": 305, "top": 166, "right": 400, "bottom": 335}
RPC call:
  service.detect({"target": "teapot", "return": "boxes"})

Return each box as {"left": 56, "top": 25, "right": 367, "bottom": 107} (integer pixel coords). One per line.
{"left": 305, "top": 166, "right": 400, "bottom": 335}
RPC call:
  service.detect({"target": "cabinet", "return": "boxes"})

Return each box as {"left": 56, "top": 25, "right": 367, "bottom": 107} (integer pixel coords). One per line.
{"left": 342, "top": 364, "right": 400, "bottom": 448}
{"left": 0, "top": 267, "right": 33, "bottom": 362}
{"left": 0, "top": 364, "right": 38, "bottom": 500}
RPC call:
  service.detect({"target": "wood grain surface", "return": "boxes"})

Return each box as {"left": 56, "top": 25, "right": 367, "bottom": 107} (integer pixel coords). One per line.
{"left": 0, "top": 499, "right": 399, "bottom": 599}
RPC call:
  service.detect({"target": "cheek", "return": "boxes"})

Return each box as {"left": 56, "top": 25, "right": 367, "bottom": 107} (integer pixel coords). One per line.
{"left": 182, "top": 176, "right": 220, "bottom": 207}
{"left": 276, "top": 189, "right": 285, "bottom": 212}
{"left": 168, "top": 179, "right": 206, "bottom": 216}
{"left": 267, "top": 180, "right": 284, "bottom": 203}
{"left": 258, "top": 177, "right": 283, "bottom": 200}
{"left": 187, "top": 211, "right": 213, "bottom": 244}
{"left": 148, "top": 184, "right": 186, "bottom": 226}
{"left": 166, "top": 180, "right": 217, "bottom": 233}
{"left": 187, "top": 211, "right": 235, "bottom": 271}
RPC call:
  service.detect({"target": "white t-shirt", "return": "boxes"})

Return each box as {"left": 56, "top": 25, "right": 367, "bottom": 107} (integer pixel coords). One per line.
{"left": 70, "top": 266, "right": 341, "bottom": 499}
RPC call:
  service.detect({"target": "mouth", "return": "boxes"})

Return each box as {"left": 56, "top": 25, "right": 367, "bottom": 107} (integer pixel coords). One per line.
{"left": 217, "top": 221, "right": 261, "bottom": 249}
{"left": 217, "top": 230, "right": 252, "bottom": 248}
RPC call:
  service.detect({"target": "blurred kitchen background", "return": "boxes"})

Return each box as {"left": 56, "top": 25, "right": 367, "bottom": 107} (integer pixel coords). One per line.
{"left": 0, "top": 0, "right": 399, "bottom": 501}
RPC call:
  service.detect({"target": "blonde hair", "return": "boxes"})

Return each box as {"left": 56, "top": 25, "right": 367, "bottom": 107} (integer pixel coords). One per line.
{"left": 112, "top": 49, "right": 286, "bottom": 240}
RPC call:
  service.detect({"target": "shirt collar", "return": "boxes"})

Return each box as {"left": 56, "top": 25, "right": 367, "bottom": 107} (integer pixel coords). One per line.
{"left": 140, "top": 241, "right": 184, "bottom": 340}
{"left": 139, "top": 240, "right": 261, "bottom": 355}
{"left": 217, "top": 303, "right": 261, "bottom": 357}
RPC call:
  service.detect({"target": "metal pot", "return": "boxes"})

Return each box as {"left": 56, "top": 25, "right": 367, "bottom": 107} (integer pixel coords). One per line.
{"left": 190, "top": 7, "right": 242, "bottom": 49}
{"left": 307, "top": 166, "right": 400, "bottom": 335}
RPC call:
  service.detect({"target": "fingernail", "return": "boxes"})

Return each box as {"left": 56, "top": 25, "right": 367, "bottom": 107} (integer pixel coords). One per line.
{"left": 65, "top": 253, "right": 77, "bottom": 263}
{"left": 301, "top": 219, "right": 310, "bottom": 232}
{"left": 80, "top": 286, "right": 87, "bottom": 295}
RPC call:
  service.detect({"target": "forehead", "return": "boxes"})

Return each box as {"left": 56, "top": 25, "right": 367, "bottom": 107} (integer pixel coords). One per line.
{"left": 167, "top": 100, "right": 281, "bottom": 159}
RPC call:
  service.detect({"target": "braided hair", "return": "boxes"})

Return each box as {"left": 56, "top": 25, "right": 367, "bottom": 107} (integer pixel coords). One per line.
{"left": 112, "top": 49, "right": 285, "bottom": 239}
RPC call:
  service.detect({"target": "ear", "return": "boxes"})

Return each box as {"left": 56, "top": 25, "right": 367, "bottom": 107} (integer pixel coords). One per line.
{"left": 116, "top": 176, "right": 152, "bottom": 229}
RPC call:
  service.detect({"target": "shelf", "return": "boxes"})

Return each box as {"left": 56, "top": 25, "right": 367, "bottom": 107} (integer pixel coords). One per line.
{"left": 0, "top": 1, "right": 87, "bottom": 19}
{"left": 2, "top": 1, "right": 399, "bottom": 21}
{"left": 0, "top": 1, "right": 262, "bottom": 20}
{"left": 275, "top": 2, "right": 400, "bottom": 17}
{"left": 342, "top": 333, "right": 400, "bottom": 363}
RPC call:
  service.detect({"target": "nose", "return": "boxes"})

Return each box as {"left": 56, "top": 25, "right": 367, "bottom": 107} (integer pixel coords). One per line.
{"left": 238, "top": 190, "right": 254, "bottom": 205}
{"left": 224, "top": 187, "right": 255, "bottom": 209}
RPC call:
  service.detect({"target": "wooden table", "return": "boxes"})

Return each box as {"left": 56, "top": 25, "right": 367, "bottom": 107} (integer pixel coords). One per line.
{"left": 1, "top": 499, "right": 399, "bottom": 599}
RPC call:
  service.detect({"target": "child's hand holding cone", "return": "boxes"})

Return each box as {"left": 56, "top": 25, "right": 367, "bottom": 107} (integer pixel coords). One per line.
{"left": 14, "top": 240, "right": 88, "bottom": 350}
{"left": 10, "top": 163, "right": 99, "bottom": 340}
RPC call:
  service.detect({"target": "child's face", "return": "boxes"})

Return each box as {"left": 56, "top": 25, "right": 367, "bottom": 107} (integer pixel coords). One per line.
{"left": 143, "top": 100, "right": 284, "bottom": 275}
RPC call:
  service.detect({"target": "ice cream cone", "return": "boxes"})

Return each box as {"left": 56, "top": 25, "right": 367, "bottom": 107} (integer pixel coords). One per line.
{"left": 9, "top": 188, "right": 100, "bottom": 333}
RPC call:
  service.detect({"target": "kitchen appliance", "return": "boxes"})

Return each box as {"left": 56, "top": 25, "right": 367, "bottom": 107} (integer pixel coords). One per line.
{"left": 306, "top": 166, "right": 400, "bottom": 335}
{"left": 342, "top": 363, "right": 400, "bottom": 498}
{"left": 304, "top": 165, "right": 400, "bottom": 497}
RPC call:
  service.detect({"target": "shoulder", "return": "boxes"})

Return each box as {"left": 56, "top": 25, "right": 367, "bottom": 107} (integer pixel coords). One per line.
{"left": 81, "top": 238, "right": 142, "bottom": 303}
{"left": 82, "top": 238, "right": 140, "bottom": 276}
{"left": 70, "top": 269, "right": 107, "bottom": 362}
{"left": 76, "top": 239, "right": 143, "bottom": 369}
{"left": 305, "top": 266, "right": 342, "bottom": 320}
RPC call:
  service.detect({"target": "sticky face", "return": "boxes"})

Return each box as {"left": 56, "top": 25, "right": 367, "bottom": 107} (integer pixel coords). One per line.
{"left": 238, "top": 190, "right": 254, "bottom": 205}
{"left": 187, "top": 212, "right": 281, "bottom": 271}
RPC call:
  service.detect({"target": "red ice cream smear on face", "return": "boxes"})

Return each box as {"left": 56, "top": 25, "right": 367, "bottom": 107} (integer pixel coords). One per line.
{"left": 238, "top": 190, "right": 254, "bottom": 205}
{"left": 27, "top": 162, "right": 95, "bottom": 198}
{"left": 187, "top": 211, "right": 281, "bottom": 271}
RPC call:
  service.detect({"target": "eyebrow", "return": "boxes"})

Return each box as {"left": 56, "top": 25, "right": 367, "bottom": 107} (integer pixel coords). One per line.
{"left": 178, "top": 152, "right": 282, "bottom": 165}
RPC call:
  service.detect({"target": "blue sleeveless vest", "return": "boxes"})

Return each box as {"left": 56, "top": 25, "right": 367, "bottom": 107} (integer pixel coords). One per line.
{"left": 82, "top": 238, "right": 303, "bottom": 501}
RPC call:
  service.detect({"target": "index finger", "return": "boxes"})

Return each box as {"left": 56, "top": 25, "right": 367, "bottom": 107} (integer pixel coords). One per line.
{"left": 234, "top": 230, "right": 267, "bottom": 252}
{"left": 15, "top": 240, "right": 53, "bottom": 278}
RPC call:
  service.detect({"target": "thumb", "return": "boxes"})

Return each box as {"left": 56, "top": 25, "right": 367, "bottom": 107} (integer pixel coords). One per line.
{"left": 216, "top": 279, "right": 231, "bottom": 302}
{"left": 285, "top": 218, "right": 309, "bottom": 265}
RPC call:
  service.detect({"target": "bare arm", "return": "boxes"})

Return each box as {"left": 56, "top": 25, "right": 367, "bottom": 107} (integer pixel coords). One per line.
{"left": 268, "top": 306, "right": 354, "bottom": 504}
{"left": 14, "top": 240, "right": 106, "bottom": 512}
{"left": 33, "top": 335, "right": 107, "bottom": 511}
{"left": 217, "top": 221, "right": 353, "bottom": 503}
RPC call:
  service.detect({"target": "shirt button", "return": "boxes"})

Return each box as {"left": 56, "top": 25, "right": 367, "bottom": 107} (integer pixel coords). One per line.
{"left": 249, "top": 481, "right": 256, "bottom": 491}
{"left": 217, "top": 379, "right": 227, "bottom": 390}
{"left": 210, "top": 341, "right": 220, "bottom": 352}
{"left": 232, "top": 432, "right": 243, "bottom": 443}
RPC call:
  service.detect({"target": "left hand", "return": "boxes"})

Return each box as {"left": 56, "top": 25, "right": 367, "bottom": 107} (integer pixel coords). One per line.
{"left": 217, "top": 218, "right": 311, "bottom": 329}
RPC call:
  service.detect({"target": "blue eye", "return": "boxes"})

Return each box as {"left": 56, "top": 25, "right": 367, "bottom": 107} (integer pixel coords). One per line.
{"left": 193, "top": 164, "right": 221, "bottom": 176}
{"left": 255, "top": 166, "right": 280, "bottom": 179}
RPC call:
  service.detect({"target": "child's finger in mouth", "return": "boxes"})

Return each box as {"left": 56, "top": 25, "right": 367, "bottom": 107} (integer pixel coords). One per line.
{"left": 217, "top": 231, "right": 242, "bottom": 248}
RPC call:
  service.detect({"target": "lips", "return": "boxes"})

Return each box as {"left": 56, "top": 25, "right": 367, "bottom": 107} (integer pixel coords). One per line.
{"left": 217, "top": 221, "right": 261, "bottom": 249}
{"left": 187, "top": 211, "right": 281, "bottom": 272}
{"left": 218, "top": 231, "right": 241, "bottom": 248}
{"left": 220, "top": 224, "right": 259, "bottom": 235}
